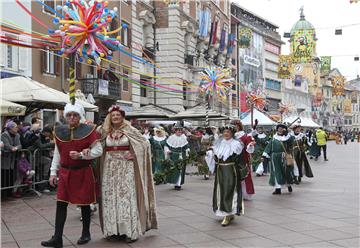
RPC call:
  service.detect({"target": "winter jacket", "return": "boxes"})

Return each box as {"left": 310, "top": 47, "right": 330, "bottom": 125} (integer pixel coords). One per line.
{"left": 316, "top": 129, "right": 327, "bottom": 146}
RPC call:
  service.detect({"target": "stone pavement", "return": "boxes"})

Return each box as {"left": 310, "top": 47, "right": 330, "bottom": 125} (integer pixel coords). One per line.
{"left": 1, "top": 142, "right": 359, "bottom": 248}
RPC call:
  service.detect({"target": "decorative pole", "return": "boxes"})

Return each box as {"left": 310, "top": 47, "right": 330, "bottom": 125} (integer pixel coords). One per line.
{"left": 68, "top": 55, "right": 76, "bottom": 105}
{"left": 250, "top": 103, "right": 254, "bottom": 127}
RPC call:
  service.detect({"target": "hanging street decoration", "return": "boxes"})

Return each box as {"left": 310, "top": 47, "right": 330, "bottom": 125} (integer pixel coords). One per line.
{"left": 199, "top": 67, "right": 234, "bottom": 103}
{"left": 278, "top": 102, "right": 294, "bottom": 116}
{"left": 331, "top": 75, "right": 346, "bottom": 96}
{"left": 238, "top": 28, "right": 252, "bottom": 48}
{"left": 278, "top": 55, "right": 293, "bottom": 79}
{"left": 246, "top": 90, "right": 268, "bottom": 111}
{"left": 291, "top": 29, "right": 316, "bottom": 63}
{"left": 320, "top": 56, "right": 331, "bottom": 74}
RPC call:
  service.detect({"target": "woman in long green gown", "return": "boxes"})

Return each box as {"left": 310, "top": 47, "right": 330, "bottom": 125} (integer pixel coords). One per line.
{"left": 213, "top": 126, "right": 248, "bottom": 226}
{"left": 262, "top": 124, "right": 295, "bottom": 195}
{"left": 149, "top": 127, "right": 167, "bottom": 174}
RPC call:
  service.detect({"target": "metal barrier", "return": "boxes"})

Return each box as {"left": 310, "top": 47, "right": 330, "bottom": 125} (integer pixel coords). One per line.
{"left": 1, "top": 147, "right": 54, "bottom": 197}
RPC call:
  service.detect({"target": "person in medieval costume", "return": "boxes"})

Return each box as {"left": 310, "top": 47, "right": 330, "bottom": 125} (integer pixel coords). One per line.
{"left": 41, "top": 102, "right": 103, "bottom": 248}
{"left": 213, "top": 125, "right": 248, "bottom": 226}
{"left": 262, "top": 123, "right": 295, "bottom": 195}
{"left": 165, "top": 122, "right": 190, "bottom": 190}
{"left": 149, "top": 127, "right": 167, "bottom": 175}
{"left": 96, "top": 105, "right": 157, "bottom": 242}
{"left": 292, "top": 124, "right": 314, "bottom": 183}
{"left": 200, "top": 127, "right": 216, "bottom": 180}
{"left": 232, "top": 120, "right": 255, "bottom": 200}
{"left": 251, "top": 124, "right": 270, "bottom": 176}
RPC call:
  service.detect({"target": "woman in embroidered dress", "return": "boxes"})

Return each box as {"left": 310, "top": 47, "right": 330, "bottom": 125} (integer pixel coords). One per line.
{"left": 165, "top": 122, "right": 190, "bottom": 190}
{"left": 213, "top": 126, "right": 247, "bottom": 226}
{"left": 149, "top": 127, "right": 167, "bottom": 175}
{"left": 97, "top": 106, "right": 157, "bottom": 242}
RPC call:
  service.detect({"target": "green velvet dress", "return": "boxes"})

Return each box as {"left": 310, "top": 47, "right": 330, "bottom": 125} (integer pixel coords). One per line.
{"left": 149, "top": 136, "right": 167, "bottom": 174}
{"left": 212, "top": 139, "right": 245, "bottom": 217}
{"left": 251, "top": 133, "right": 270, "bottom": 172}
{"left": 263, "top": 134, "right": 295, "bottom": 187}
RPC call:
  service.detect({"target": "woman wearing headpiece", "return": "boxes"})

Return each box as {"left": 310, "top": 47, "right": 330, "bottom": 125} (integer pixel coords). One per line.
{"left": 232, "top": 120, "right": 256, "bottom": 200}
{"left": 97, "top": 105, "right": 157, "bottom": 242}
{"left": 292, "top": 124, "right": 313, "bottom": 183}
{"left": 164, "top": 122, "right": 190, "bottom": 190}
{"left": 262, "top": 123, "right": 295, "bottom": 195}
{"left": 213, "top": 125, "right": 247, "bottom": 226}
{"left": 149, "top": 127, "right": 167, "bottom": 175}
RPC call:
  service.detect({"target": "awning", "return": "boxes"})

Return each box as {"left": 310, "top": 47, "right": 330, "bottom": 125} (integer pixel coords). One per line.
{"left": 240, "top": 108, "right": 277, "bottom": 126}
{"left": 0, "top": 99, "right": 26, "bottom": 116}
{"left": 0, "top": 76, "right": 98, "bottom": 113}
{"left": 126, "top": 104, "right": 176, "bottom": 119}
{"left": 170, "top": 105, "right": 229, "bottom": 120}
{"left": 283, "top": 116, "right": 320, "bottom": 128}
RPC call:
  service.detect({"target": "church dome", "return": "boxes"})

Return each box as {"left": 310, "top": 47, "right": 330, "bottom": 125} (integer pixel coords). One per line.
{"left": 290, "top": 8, "right": 315, "bottom": 35}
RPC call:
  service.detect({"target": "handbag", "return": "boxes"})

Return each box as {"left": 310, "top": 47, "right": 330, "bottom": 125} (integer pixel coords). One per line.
{"left": 280, "top": 141, "right": 294, "bottom": 166}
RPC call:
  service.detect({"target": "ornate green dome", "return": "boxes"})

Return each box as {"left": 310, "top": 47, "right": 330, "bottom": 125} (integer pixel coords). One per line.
{"left": 290, "top": 8, "right": 315, "bottom": 35}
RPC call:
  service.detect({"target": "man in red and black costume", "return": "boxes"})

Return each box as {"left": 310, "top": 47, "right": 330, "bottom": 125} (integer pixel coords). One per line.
{"left": 232, "top": 120, "right": 256, "bottom": 200}
{"left": 41, "top": 102, "right": 103, "bottom": 248}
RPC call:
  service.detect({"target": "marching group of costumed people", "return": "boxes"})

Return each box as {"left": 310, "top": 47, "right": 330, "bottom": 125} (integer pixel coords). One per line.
{"left": 41, "top": 101, "right": 320, "bottom": 248}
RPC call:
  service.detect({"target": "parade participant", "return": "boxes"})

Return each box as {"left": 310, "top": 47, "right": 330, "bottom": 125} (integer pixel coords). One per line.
{"left": 307, "top": 129, "right": 319, "bottom": 159}
{"left": 315, "top": 127, "right": 328, "bottom": 161}
{"left": 41, "top": 102, "right": 103, "bottom": 248}
{"left": 292, "top": 125, "right": 313, "bottom": 183}
{"left": 262, "top": 123, "right": 295, "bottom": 195}
{"left": 213, "top": 125, "right": 247, "bottom": 226}
{"left": 200, "top": 127, "right": 216, "bottom": 179}
{"left": 251, "top": 125, "right": 270, "bottom": 176}
{"left": 149, "top": 126, "right": 167, "bottom": 174}
{"left": 165, "top": 122, "right": 190, "bottom": 190}
{"left": 232, "top": 120, "right": 255, "bottom": 200}
{"left": 97, "top": 105, "right": 157, "bottom": 242}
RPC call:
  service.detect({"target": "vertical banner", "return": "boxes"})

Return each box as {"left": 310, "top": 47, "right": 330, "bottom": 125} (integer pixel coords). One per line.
{"left": 320, "top": 56, "right": 331, "bottom": 74}
{"left": 238, "top": 28, "right": 252, "bottom": 48}
{"left": 278, "top": 55, "right": 292, "bottom": 79}
{"left": 343, "top": 99, "right": 352, "bottom": 113}
{"left": 291, "top": 29, "right": 316, "bottom": 63}
{"left": 294, "top": 75, "right": 302, "bottom": 87}
{"left": 332, "top": 75, "right": 345, "bottom": 96}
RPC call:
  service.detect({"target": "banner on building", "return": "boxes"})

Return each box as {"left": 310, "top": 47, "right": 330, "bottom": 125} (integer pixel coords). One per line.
{"left": 98, "top": 79, "right": 109, "bottom": 96}
{"left": 238, "top": 28, "right": 252, "bottom": 48}
{"left": 351, "top": 92, "right": 358, "bottom": 103}
{"left": 278, "top": 55, "right": 292, "bottom": 79}
{"left": 343, "top": 99, "right": 352, "bottom": 113}
{"left": 294, "top": 75, "right": 302, "bottom": 87}
{"left": 320, "top": 56, "right": 331, "bottom": 74}
{"left": 312, "top": 88, "right": 323, "bottom": 107}
{"left": 331, "top": 75, "right": 345, "bottom": 96}
{"left": 291, "top": 29, "right": 316, "bottom": 63}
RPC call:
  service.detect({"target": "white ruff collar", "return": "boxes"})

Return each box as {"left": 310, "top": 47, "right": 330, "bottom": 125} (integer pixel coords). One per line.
{"left": 153, "top": 136, "right": 167, "bottom": 142}
{"left": 235, "top": 131, "right": 245, "bottom": 140}
{"left": 213, "top": 138, "right": 243, "bottom": 161}
{"left": 167, "top": 134, "right": 188, "bottom": 148}
{"left": 293, "top": 132, "right": 304, "bottom": 141}
{"left": 257, "top": 133, "right": 267, "bottom": 139}
{"left": 273, "top": 133, "right": 291, "bottom": 142}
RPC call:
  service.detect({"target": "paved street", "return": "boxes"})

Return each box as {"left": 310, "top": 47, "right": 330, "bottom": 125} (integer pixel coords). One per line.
{"left": 1, "top": 141, "right": 359, "bottom": 248}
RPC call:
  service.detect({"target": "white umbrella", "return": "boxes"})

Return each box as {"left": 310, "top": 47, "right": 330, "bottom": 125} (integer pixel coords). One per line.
{"left": 0, "top": 76, "right": 98, "bottom": 112}
{"left": 126, "top": 104, "right": 175, "bottom": 119}
{"left": 171, "top": 105, "right": 229, "bottom": 120}
{"left": 0, "top": 99, "right": 26, "bottom": 116}
{"left": 241, "top": 108, "right": 277, "bottom": 126}
{"left": 283, "top": 116, "right": 320, "bottom": 128}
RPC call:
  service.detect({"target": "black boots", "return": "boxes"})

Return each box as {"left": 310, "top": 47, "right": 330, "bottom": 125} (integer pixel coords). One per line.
{"left": 288, "top": 186, "right": 293, "bottom": 193}
{"left": 77, "top": 236, "right": 91, "bottom": 245}
{"left": 41, "top": 236, "right": 63, "bottom": 248}
{"left": 272, "top": 188, "right": 281, "bottom": 195}
{"left": 78, "top": 205, "right": 91, "bottom": 245}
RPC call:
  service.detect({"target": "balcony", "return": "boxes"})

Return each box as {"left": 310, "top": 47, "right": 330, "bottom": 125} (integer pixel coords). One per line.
{"left": 78, "top": 78, "right": 121, "bottom": 100}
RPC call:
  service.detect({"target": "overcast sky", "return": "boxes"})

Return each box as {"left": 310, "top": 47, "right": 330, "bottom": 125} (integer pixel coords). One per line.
{"left": 234, "top": 0, "right": 360, "bottom": 80}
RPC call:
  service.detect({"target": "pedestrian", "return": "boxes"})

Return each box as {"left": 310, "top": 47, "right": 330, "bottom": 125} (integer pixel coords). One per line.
{"left": 232, "top": 120, "right": 255, "bottom": 200}
{"left": 292, "top": 124, "right": 313, "bottom": 183}
{"left": 212, "top": 125, "right": 247, "bottom": 226}
{"left": 343, "top": 132, "right": 349, "bottom": 145}
{"left": 1, "top": 121, "right": 22, "bottom": 198}
{"left": 315, "top": 127, "right": 328, "bottom": 161}
{"left": 41, "top": 102, "right": 103, "bottom": 248}
{"left": 262, "top": 123, "right": 295, "bottom": 195}
{"left": 164, "top": 122, "right": 190, "bottom": 190}
{"left": 149, "top": 126, "right": 168, "bottom": 176}
{"left": 96, "top": 105, "right": 157, "bottom": 242}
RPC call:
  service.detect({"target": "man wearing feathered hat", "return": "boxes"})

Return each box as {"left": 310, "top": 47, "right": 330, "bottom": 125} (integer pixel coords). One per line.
{"left": 42, "top": 102, "right": 103, "bottom": 248}
{"left": 164, "top": 121, "right": 190, "bottom": 190}
{"left": 262, "top": 123, "right": 295, "bottom": 195}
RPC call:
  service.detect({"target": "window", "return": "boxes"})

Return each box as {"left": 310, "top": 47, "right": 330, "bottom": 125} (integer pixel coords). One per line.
{"left": 140, "top": 75, "right": 150, "bottom": 97}
{"left": 42, "top": 48, "right": 57, "bottom": 74}
{"left": 265, "top": 78, "right": 281, "bottom": 91}
{"left": 43, "top": 0, "right": 56, "bottom": 16}
{"left": 123, "top": 69, "right": 129, "bottom": 91}
{"left": 121, "top": 21, "right": 131, "bottom": 47}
